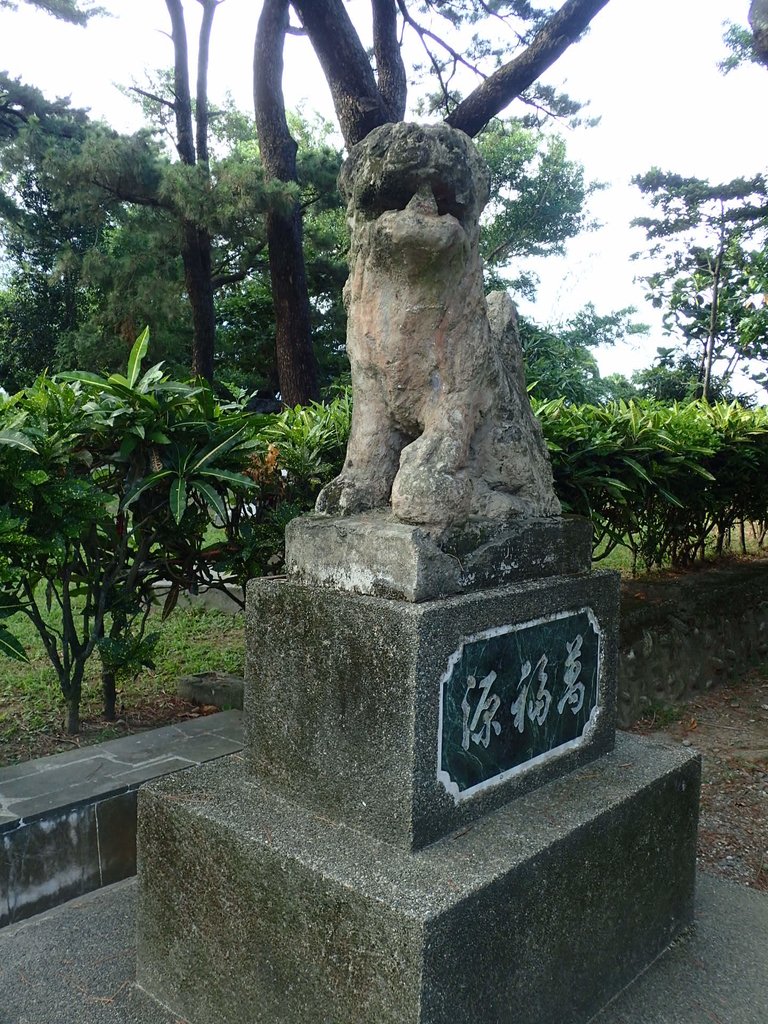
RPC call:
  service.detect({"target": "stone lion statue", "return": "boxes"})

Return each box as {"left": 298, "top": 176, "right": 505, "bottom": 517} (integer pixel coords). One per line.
{"left": 316, "top": 122, "right": 560, "bottom": 528}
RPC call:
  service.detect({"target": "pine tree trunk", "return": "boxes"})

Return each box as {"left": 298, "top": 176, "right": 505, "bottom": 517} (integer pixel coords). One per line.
{"left": 265, "top": 207, "right": 319, "bottom": 405}
{"left": 182, "top": 221, "right": 216, "bottom": 382}
{"left": 254, "top": 0, "right": 320, "bottom": 406}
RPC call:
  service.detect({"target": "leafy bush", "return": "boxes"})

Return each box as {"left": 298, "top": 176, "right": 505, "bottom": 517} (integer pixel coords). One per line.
{"left": 538, "top": 397, "right": 768, "bottom": 572}
{"left": 4, "top": 350, "right": 768, "bottom": 734}
{"left": 0, "top": 332, "right": 258, "bottom": 732}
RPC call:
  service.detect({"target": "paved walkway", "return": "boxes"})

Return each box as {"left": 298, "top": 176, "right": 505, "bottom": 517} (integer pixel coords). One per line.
{"left": 0, "top": 872, "right": 765, "bottom": 1024}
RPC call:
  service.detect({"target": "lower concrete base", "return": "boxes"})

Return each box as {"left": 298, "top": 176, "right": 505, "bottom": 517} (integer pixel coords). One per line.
{"left": 4, "top": 872, "right": 767, "bottom": 1024}
{"left": 135, "top": 733, "right": 700, "bottom": 1024}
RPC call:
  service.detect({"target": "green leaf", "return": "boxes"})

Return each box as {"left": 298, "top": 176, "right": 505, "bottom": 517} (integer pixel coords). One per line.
{"left": 0, "top": 594, "right": 24, "bottom": 619}
{"left": 188, "top": 425, "right": 248, "bottom": 474}
{"left": 0, "top": 627, "right": 28, "bottom": 663}
{"left": 170, "top": 477, "right": 187, "bottom": 524}
{"left": 192, "top": 480, "right": 227, "bottom": 522}
{"left": 127, "top": 327, "right": 150, "bottom": 388}
{"left": 120, "top": 435, "right": 139, "bottom": 458}
{"left": 0, "top": 428, "right": 39, "bottom": 454}
{"left": 121, "top": 470, "right": 174, "bottom": 509}
{"left": 162, "top": 583, "right": 180, "bottom": 622}
{"left": 198, "top": 468, "right": 255, "bottom": 489}
{"left": 58, "top": 369, "right": 107, "bottom": 388}
{"left": 619, "top": 456, "right": 655, "bottom": 486}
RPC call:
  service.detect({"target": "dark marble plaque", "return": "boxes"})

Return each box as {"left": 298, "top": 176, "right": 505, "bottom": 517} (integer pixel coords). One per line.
{"left": 438, "top": 608, "right": 601, "bottom": 801}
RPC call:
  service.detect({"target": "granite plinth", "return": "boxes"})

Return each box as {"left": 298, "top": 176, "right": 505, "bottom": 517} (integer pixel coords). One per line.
{"left": 245, "top": 571, "right": 619, "bottom": 850}
{"left": 135, "top": 733, "right": 700, "bottom": 1024}
{"left": 6, "top": 872, "right": 768, "bottom": 1024}
{"left": 285, "top": 512, "right": 592, "bottom": 602}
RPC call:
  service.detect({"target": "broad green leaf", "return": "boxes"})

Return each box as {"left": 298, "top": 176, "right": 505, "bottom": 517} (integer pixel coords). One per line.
{"left": 170, "top": 477, "right": 187, "bottom": 524}
{"left": 121, "top": 470, "right": 174, "bottom": 509}
{"left": 58, "top": 369, "right": 107, "bottom": 387}
{"left": 188, "top": 425, "right": 247, "bottom": 473}
{"left": 0, "top": 594, "right": 24, "bottom": 619}
{"left": 198, "top": 468, "right": 255, "bottom": 489}
{"left": 127, "top": 327, "right": 150, "bottom": 388}
{"left": 120, "top": 435, "right": 139, "bottom": 458}
{"left": 0, "top": 627, "right": 28, "bottom": 663}
{"left": 0, "top": 429, "right": 39, "bottom": 454}
{"left": 192, "top": 480, "right": 227, "bottom": 522}
{"left": 619, "top": 456, "right": 655, "bottom": 486}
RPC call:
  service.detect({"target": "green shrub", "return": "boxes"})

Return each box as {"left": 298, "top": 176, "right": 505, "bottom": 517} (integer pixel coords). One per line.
{"left": 537, "top": 397, "right": 768, "bottom": 572}
{"left": 0, "top": 331, "right": 258, "bottom": 732}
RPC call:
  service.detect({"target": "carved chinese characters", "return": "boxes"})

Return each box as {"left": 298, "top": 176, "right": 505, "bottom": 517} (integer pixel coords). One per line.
{"left": 438, "top": 609, "right": 602, "bottom": 801}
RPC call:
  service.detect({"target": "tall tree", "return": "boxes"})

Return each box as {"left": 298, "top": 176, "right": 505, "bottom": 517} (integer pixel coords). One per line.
{"left": 163, "top": 0, "right": 219, "bottom": 380}
{"left": 254, "top": 0, "right": 611, "bottom": 403}
{"left": 0, "top": 82, "right": 347, "bottom": 391}
{"left": 632, "top": 170, "right": 768, "bottom": 401}
{"left": 253, "top": 0, "right": 319, "bottom": 404}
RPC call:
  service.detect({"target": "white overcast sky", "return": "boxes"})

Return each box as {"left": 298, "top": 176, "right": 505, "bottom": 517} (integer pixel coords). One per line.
{"left": 0, "top": 0, "right": 765, "bottom": 384}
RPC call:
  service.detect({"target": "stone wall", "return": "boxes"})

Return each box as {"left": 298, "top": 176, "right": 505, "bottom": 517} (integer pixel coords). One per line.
{"left": 618, "top": 560, "right": 768, "bottom": 727}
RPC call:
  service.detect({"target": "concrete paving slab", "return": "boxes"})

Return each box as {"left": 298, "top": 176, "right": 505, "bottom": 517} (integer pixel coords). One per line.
{"left": 593, "top": 875, "right": 768, "bottom": 1024}
{"left": 0, "top": 873, "right": 765, "bottom": 1024}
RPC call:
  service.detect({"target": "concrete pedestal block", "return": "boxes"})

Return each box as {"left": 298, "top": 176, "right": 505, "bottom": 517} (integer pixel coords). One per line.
{"left": 245, "top": 572, "right": 619, "bottom": 850}
{"left": 136, "top": 733, "right": 700, "bottom": 1024}
{"left": 285, "top": 512, "right": 592, "bottom": 602}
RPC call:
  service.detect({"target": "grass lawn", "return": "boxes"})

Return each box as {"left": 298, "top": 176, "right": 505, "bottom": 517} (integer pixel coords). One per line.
{"left": 0, "top": 603, "right": 244, "bottom": 767}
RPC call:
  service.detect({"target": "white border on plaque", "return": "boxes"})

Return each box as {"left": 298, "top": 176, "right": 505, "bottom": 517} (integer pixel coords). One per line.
{"left": 436, "top": 606, "right": 603, "bottom": 804}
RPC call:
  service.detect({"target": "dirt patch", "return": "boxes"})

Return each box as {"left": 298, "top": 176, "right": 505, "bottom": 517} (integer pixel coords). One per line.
{"left": 631, "top": 667, "right": 768, "bottom": 892}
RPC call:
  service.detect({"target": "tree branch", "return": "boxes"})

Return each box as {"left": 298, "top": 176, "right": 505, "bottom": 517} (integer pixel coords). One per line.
{"left": 90, "top": 177, "right": 168, "bottom": 209}
{"left": 372, "top": 0, "right": 407, "bottom": 120}
{"left": 254, "top": 0, "right": 296, "bottom": 178}
{"left": 128, "top": 86, "right": 176, "bottom": 112}
{"left": 195, "top": 0, "right": 219, "bottom": 166}
{"left": 396, "top": 0, "right": 484, "bottom": 84}
{"left": 164, "top": 0, "right": 196, "bottom": 164}
{"left": 290, "top": 0, "right": 391, "bottom": 147}
{"left": 446, "top": 0, "right": 610, "bottom": 138}
{"left": 211, "top": 269, "right": 250, "bottom": 289}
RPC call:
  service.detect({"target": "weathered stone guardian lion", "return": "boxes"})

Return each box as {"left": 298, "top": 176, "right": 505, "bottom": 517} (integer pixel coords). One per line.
{"left": 316, "top": 122, "right": 560, "bottom": 527}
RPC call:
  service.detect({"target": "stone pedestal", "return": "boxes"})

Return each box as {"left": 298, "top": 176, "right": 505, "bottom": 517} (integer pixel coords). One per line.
{"left": 135, "top": 515, "right": 700, "bottom": 1024}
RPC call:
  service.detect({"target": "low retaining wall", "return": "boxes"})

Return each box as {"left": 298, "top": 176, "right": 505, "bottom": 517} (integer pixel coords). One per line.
{"left": 618, "top": 560, "right": 768, "bottom": 726}
{"left": 0, "top": 712, "right": 243, "bottom": 928}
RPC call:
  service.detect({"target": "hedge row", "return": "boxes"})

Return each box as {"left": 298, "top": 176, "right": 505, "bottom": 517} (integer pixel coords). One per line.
{"left": 270, "top": 393, "right": 768, "bottom": 574}
{"left": 2, "top": 341, "right": 767, "bottom": 729}
{"left": 537, "top": 398, "right": 768, "bottom": 571}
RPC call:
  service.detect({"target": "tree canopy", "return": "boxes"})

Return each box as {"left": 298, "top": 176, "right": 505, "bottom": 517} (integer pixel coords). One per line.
{"left": 632, "top": 170, "right": 768, "bottom": 402}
